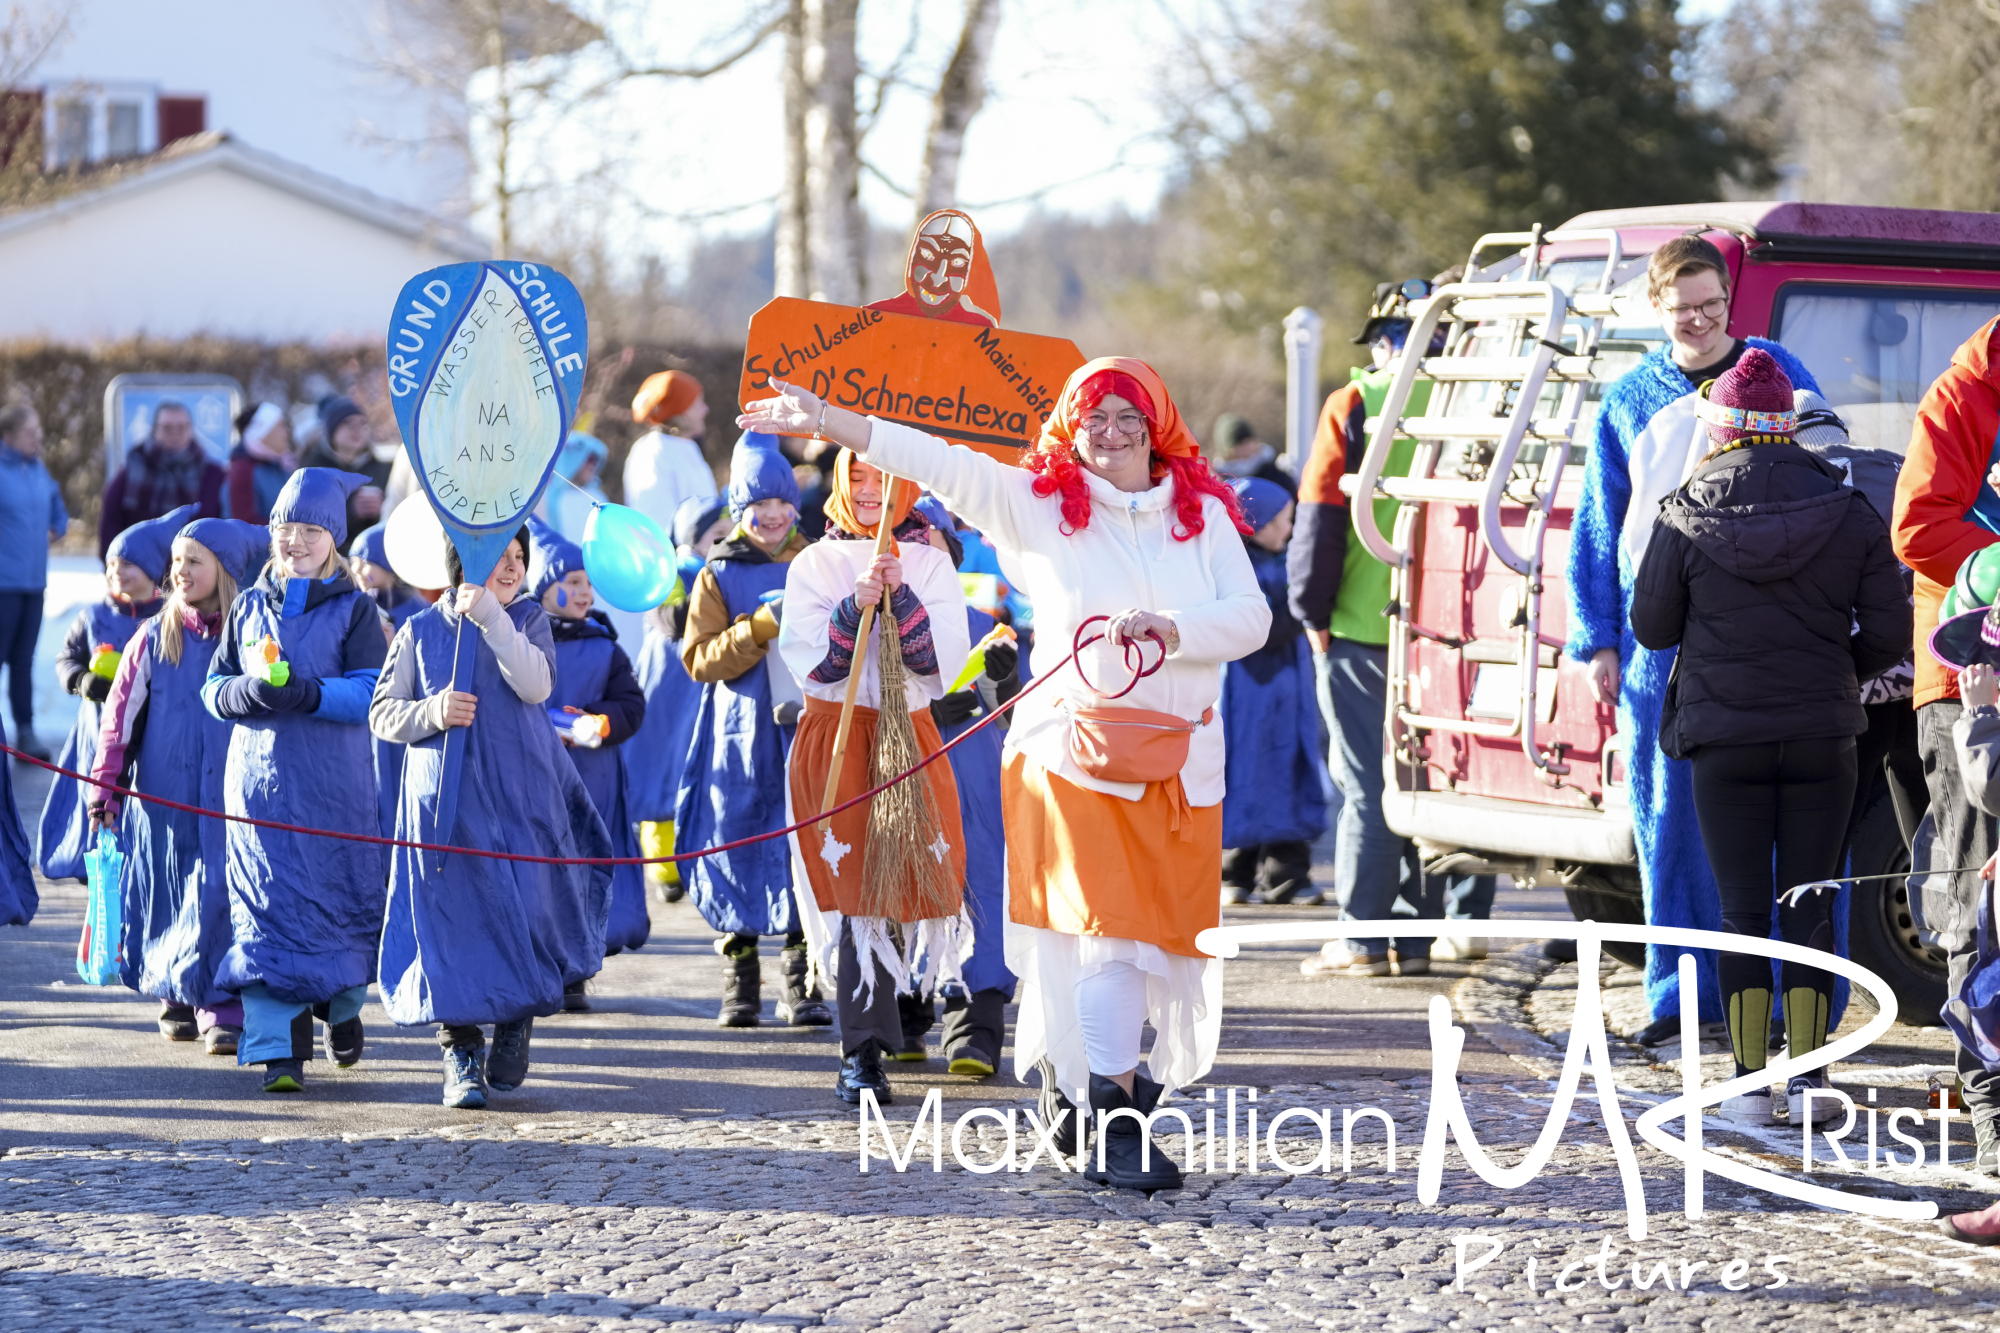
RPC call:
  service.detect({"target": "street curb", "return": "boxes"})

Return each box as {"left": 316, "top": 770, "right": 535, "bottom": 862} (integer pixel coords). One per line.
{"left": 1451, "top": 939, "right": 1566, "bottom": 1079}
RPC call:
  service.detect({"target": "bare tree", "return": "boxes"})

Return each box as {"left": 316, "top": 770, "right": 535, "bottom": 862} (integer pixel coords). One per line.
{"left": 801, "top": 0, "right": 865, "bottom": 303}
{"left": 1901, "top": 0, "right": 2000, "bottom": 211}
{"left": 0, "top": 1, "right": 73, "bottom": 207}
{"left": 776, "top": 0, "right": 810, "bottom": 297}
{"left": 911, "top": 0, "right": 999, "bottom": 224}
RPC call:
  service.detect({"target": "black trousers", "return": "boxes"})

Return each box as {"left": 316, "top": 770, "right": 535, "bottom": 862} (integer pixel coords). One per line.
{"left": 0, "top": 590, "right": 41, "bottom": 730}
{"left": 1691, "top": 735, "right": 1855, "bottom": 1074}
{"left": 1917, "top": 699, "right": 2000, "bottom": 1127}
{"left": 837, "top": 919, "right": 902, "bottom": 1057}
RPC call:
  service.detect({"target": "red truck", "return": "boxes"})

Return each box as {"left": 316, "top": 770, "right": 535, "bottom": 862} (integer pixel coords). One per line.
{"left": 1341, "top": 201, "right": 2000, "bottom": 1017}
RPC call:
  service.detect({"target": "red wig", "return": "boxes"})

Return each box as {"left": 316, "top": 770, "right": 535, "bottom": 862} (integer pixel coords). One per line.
{"left": 1022, "top": 365, "right": 1249, "bottom": 541}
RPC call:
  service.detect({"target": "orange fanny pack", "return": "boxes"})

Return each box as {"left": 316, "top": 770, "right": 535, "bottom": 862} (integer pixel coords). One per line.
{"left": 1065, "top": 704, "right": 1213, "bottom": 784}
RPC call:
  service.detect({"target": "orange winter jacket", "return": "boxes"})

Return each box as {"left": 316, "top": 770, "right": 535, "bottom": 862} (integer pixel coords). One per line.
{"left": 1892, "top": 316, "right": 2000, "bottom": 707}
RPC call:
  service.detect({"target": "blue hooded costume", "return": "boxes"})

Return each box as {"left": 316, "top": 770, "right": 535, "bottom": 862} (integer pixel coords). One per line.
{"left": 627, "top": 495, "right": 724, "bottom": 828}
{"left": 914, "top": 497, "right": 1016, "bottom": 998}
{"left": 37, "top": 504, "right": 188, "bottom": 880}
{"left": 1221, "top": 478, "right": 1330, "bottom": 850}
{"left": 528, "top": 518, "right": 649, "bottom": 953}
{"left": 351, "top": 520, "right": 425, "bottom": 838}
{"left": 674, "top": 435, "right": 802, "bottom": 937}
{"left": 202, "top": 469, "right": 389, "bottom": 1062}
{"left": 1565, "top": 338, "right": 1845, "bottom": 1024}
{"left": 109, "top": 518, "right": 270, "bottom": 1008}
{"left": 0, "top": 728, "right": 34, "bottom": 925}
{"left": 375, "top": 590, "right": 615, "bottom": 1029}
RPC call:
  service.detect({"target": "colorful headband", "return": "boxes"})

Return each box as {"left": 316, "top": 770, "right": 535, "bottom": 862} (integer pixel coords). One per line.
{"left": 1695, "top": 397, "right": 1796, "bottom": 434}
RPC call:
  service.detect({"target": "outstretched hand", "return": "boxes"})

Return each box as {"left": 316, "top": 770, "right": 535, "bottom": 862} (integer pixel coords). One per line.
{"left": 736, "top": 379, "right": 873, "bottom": 452}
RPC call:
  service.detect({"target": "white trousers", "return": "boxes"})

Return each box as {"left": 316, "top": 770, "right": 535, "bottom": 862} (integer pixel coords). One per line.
{"left": 1074, "top": 959, "right": 1150, "bottom": 1076}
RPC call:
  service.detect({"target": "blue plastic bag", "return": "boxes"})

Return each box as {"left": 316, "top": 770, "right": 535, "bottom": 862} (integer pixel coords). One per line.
{"left": 76, "top": 830, "right": 125, "bottom": 986}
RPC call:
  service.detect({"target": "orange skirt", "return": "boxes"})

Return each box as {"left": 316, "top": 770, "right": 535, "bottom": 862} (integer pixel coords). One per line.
{"left": 788, "top": 695, "right": 965, "bottom": 919}
{"left": 1002, "top": 751, "right": 1222, "bottom": 958}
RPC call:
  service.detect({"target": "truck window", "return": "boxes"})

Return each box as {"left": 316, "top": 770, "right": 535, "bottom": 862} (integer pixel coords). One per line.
{"left": 1771, "top": 283, "right": 2000, "bottom": 454}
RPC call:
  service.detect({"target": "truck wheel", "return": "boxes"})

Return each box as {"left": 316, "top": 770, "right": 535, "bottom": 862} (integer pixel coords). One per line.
{"left": 1561, "top": 870, "right": 1647, "bottom": 970}
{"left": 1845, "top": 784, "right": 1947, "bottom": 1026}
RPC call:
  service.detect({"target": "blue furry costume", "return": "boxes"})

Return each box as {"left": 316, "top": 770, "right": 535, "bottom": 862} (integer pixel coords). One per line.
{"left": 1566, "top": 339, "right": 1849, "bottom": 1024}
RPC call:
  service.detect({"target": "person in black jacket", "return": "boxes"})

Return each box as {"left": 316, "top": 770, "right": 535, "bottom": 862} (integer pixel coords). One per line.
{"left": 1632, "top": 348, "right": 1910, "bottom": 1128}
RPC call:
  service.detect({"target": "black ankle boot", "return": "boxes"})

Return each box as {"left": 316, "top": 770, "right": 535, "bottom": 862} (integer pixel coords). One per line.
{"left": 836, "top": 1039, "right": 892, "bottom": 1105}
{"left": 1035, "top": 1058, "right": 1079, "bottom": 1156}
{"left": 1082, "top": 1073, "right": 1184, "bottom": 1191}
{"left": 718, "top": 952, "right": 761, "bottom": 1028}
{"left": 774, "top": 946, "right": 832, "bottom": 1027}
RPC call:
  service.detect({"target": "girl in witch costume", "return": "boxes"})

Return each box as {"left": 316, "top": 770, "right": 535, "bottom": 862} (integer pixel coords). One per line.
{"left": 630, "top": 494, "right": 730, "bottom": 905}
{"left": 89, "top": 518, "right": 270, "bottom": 1056}
{"left": 676, "top": 434, "right": 831, "bottom": 1029}
{"left": 37, "top": 505, "right": 187, "bottom": 882}
{"left": 370, "top": 526, "right": 614, "bottom": 1109}
{"left": 202, "top": 469, "right": 388, "bottom": 1093}
{"left": 777, "top": 452, "right": 970, "bottom": 1104}
{"left": 740, "top": 357, "right": 1269, "bottom": 1190}
{"left": 527, "top": 517, "right": 650, "bottom": 975}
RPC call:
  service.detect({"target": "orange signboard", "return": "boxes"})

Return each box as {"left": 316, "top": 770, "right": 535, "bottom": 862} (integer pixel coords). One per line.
{"left": 739, "top": 297, "right": 1086, "bottom": 460}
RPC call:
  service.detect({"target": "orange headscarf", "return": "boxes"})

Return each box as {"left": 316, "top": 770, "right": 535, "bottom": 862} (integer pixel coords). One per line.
{"left": 633, "top": 370, "right": 703, "bottom": 425}
{"left": 824, "top": 448, "right": 918, "bottom": 540}
{"left": 1031, "top": 356, "right": 1201, "bottom": 472}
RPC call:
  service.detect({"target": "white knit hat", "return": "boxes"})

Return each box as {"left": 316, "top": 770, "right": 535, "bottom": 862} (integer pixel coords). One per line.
{"left": 1793, "top": 388, "right": 1850, "bottom": 449}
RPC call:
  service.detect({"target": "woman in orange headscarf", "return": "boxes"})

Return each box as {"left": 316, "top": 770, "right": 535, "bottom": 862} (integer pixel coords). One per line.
{"left": 741, "top": 358, "right": 1270, "bottom": 1192}
{"left": 775, "top": 450, "right": 970, "bottom": 1107}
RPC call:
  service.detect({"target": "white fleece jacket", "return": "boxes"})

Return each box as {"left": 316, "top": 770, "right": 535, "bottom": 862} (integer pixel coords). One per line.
{"left": 862, "top": 419, "right": 1270, "bottom": 805}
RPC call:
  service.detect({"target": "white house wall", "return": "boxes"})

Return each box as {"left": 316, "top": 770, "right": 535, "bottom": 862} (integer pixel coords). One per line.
{"left": 0, "top": 162, "right": 476, "bottom": 344}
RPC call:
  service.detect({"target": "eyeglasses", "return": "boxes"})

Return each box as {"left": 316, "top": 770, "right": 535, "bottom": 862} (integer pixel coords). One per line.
{"left": 271, "top": 524, "right": 320, "bottom": 544}
{"left": 1080, "top": 411, "right": 1147, "bottom": 439}
{"left": 1663, "top": 296, "right": 1729, "bottom": 324}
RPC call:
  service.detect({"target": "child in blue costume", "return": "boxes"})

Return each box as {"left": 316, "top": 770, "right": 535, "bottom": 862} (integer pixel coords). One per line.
{"left": 630, "top": 494, "right": 729, "bottom": 904}
{"left": 371, "top": 525, "right": 614, "bottom": 1110}
{"left": 349, "top": 520, "right": 427, "bottom": 838}
{"left": 1221, "top": 478, "right": 1330, "bottom": 905}
{"left": 203, "top": 468, "right": 389, "bottom": 1094}
{"left": 904, "top": 497, "right": 1019, "bottom": 1075}
{"left": 1567, "top": 326, "right": 1820, "bottom": 1028}
{"left": 37, "top": 505, "right": 186, "bottom": 880}
{"left": 88, "top": 518, "right": 269, "bottom": 1054}
{"left": 528, "top": 518, "right": 650, "bottom": 974}
{"left": 677, "top": 433, "right": 829, "bottom": 1028}
{"left": 0, "top": 717, "right": 35, "bottom": 925}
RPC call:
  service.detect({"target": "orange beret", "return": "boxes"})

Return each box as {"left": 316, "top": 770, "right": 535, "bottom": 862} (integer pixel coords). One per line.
{"left": 633, "top": 370, "right": 703, "bottom": 425}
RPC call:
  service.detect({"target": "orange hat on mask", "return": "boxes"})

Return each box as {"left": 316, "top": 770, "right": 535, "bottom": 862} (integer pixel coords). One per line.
{"left": 824, "top": 449, "right": 918, "bottom": 542}
{"left": 633, "top": 370, "right": 703, "bottom": 425}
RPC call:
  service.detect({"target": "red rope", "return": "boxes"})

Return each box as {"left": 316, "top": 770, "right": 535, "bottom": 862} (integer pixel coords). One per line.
{"left": 14, "top": 616, "right": 1162, "bottom": 868}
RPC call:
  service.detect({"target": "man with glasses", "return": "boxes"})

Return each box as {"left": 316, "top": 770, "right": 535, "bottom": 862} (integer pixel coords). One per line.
{"left": 1289, "top": 272, "right": 1496, "bottom": 977}
{"left": 1565, "top": 234, "right": 1821, "bottom": 1046}
{"left": 99, "top": 400, "right": 224, "bottom": 559}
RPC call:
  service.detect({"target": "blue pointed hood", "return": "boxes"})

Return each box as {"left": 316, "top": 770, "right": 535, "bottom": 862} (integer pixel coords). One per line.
{"left": 527, "top": 514, "right": 585, "bottom": 604}
{"left": 178, "top": 517, "right": 273, "bottom": 586}
{"left": 108, "top": 503, "right": 201, "bottom": 585}
{"left": 1230, "top": 476, "right": 1291, "bottom": 533}
{"left": 349, "top": 521, "right": 392, "bottom": 571}
{"left": 674, "top": 493, "right": 728, "bottom": 551}
{"left": 270, "top": 466, "right": 367, "bottom": 546}
{"left": 726, "top": 432, "right": 799, "bottom": 518}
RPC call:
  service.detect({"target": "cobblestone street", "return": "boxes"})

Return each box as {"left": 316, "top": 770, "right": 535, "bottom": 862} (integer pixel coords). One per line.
{"left": 6, "top": 758, "right": 2000, "bottom": 1331}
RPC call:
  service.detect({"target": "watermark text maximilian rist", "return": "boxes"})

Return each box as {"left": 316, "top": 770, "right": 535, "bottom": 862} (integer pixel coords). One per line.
{"left": 855, "top": 917, "right": 1954, "bottom": 1249}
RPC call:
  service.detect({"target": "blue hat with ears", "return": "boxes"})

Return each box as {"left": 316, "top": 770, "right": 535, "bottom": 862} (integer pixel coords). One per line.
{"left": 1230, "top": 476, "right": 1292, "bottom": 534}
{"left": 912, "top": 494, "right": 965, "bottom": 568}
{"left": 177, "top": 517, "right": 272, "bottom": 586}
{"left": 270, "top": 466, "right": 367, "bottom": 547}
{"left": 525, "top": 514, "right": 586, "bottom": 604}
{"left": 726, "top": 432, "right": 800, "bottom": 518}
{"left": 349, "top": 521, "right": 392, "bottom": 571}
{"left": 674, "top": 493, "right": 728, "bottom": 550}
{"left": 108, "top": 503, "right": 201, "bottom": 586}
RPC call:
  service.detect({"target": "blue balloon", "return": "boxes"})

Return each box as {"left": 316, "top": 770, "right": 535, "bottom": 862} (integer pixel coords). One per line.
{"left": 582, "top": 502, "right": 679, "bottom": 612}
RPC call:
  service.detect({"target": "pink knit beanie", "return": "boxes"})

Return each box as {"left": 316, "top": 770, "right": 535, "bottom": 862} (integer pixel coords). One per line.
{"left": 1696, "top": 346, "right": 1796, "bottom": 445}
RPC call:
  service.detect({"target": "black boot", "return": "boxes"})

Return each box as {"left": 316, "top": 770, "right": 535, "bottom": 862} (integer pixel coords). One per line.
{"left": 158, "top": 1003, "right": 198, "bottom": 1042}
{"left": 718, "top": 953, "right": 761, "bottom": 1028}
{"left": 774, "top": 946, "right": 833, "bottom": 1026}
{"left": 1035, "top": 1058, "right": 1079, "bottom": 1157}
{"left": 1082, "top": 1073, "right": 1184, "bottom": 1191}
{"left": 942, "top": 988, "right": 1007, "bottom": 1076}
{"left": 895, "top": 991, "right": 934, "bottom": 1062}
{"left": 562, "top": 979, "right": 591, "bottom": 1013}
{"left": 324, "top": 1016, "right": 364, "bottom": 1067}
{"left": 835, "top": 1038, "right": 892, "bottom": 1105}
{"left": 488, "top": 1017, "right": 532, "bottom": 1091}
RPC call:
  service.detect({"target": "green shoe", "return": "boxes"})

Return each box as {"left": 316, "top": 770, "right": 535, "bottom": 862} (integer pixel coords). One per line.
{"left": 261, "top": 1059, "right": 305, "bottom": 1093}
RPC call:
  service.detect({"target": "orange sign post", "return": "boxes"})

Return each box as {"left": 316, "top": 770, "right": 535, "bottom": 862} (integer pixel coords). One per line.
{"left": 739, "top": 297, "right": 1085, "bottom": 461}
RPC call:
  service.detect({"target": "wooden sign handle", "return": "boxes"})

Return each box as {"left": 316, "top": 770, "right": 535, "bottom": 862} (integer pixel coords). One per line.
{"left": 820, "top": 475, "right": 903, "bottom": 815}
